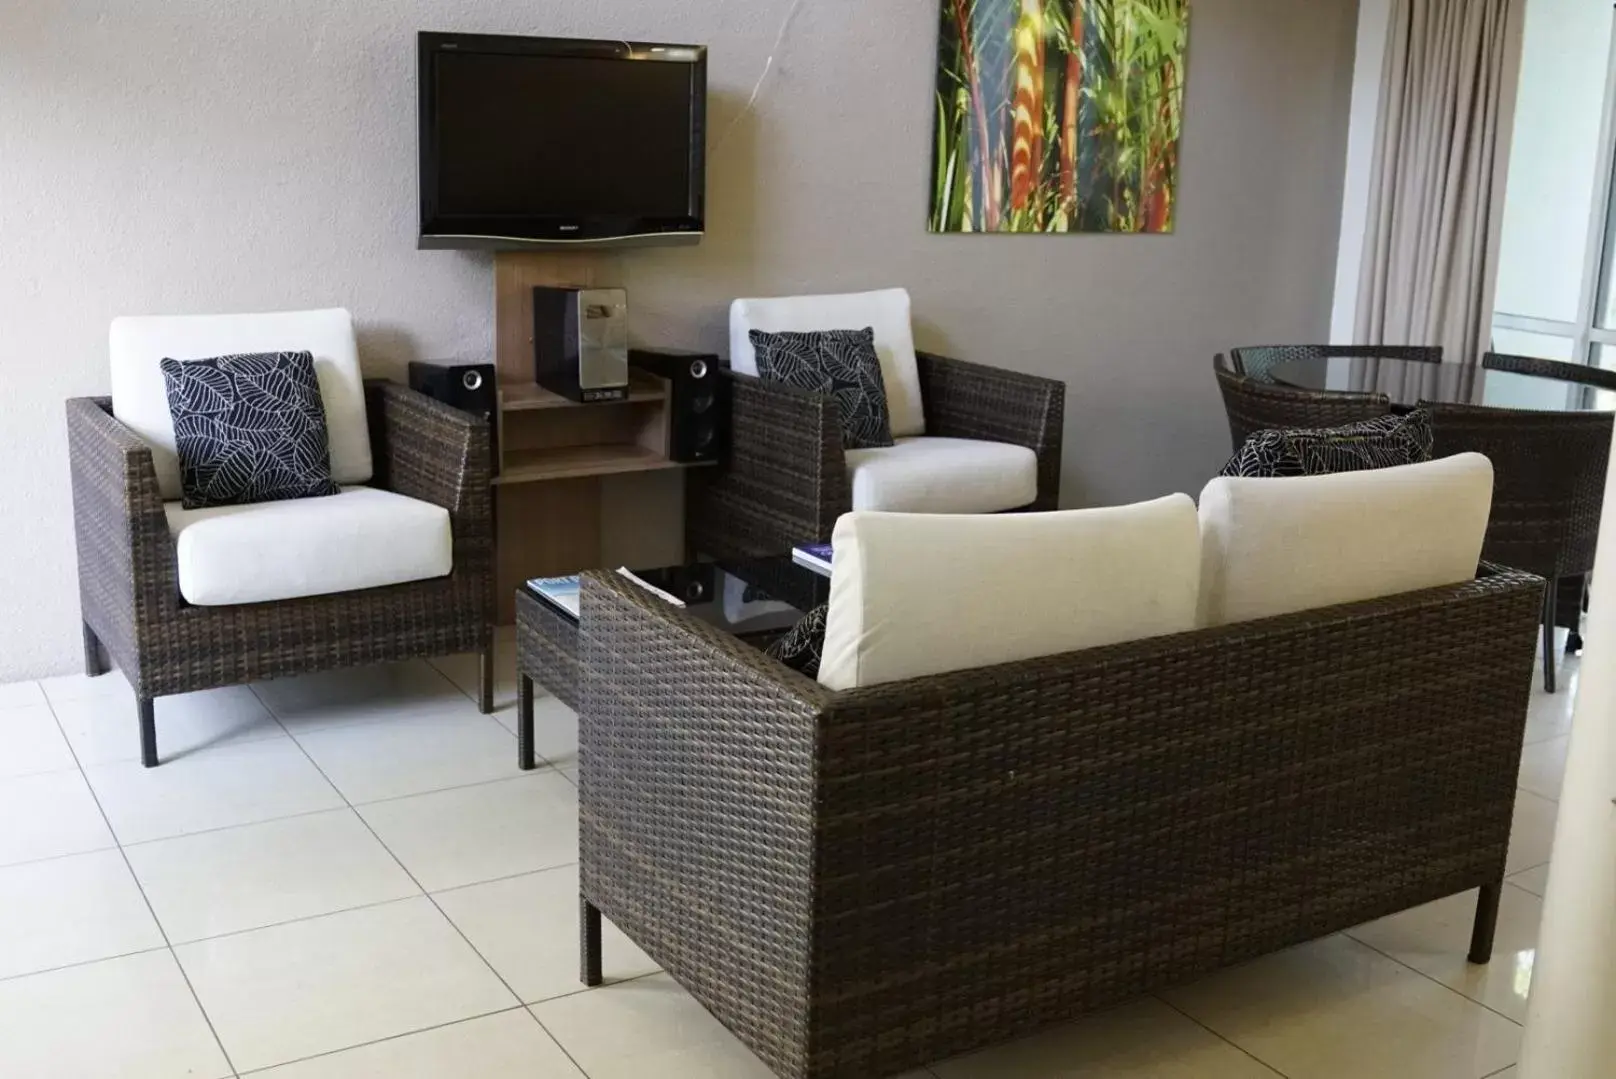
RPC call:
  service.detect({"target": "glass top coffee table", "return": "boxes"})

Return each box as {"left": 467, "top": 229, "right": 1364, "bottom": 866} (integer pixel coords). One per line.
{"left": 512, "top": 556, "right": 829, "bottom": 770}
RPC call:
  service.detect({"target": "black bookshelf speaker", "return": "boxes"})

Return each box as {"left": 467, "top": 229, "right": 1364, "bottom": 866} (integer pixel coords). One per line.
{"left": 407, "top": 361, "right": 499, "bottom": 470}
{"left": 629, "top": 348, "right": 728, "bottom": 463}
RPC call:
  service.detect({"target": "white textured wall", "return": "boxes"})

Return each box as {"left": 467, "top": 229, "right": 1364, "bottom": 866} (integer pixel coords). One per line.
{"left": 0, "top": 0, "right": 1358, "bottom": 680}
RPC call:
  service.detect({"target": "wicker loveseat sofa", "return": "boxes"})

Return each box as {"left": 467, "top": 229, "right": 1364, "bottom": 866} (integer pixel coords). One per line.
{"left": 576, "top": 457, "right": 1544, "bottom": 1079}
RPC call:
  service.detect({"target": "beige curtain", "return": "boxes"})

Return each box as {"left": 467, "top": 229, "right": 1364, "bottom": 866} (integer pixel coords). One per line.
{"left": 1355, "top": 0, "right": 1522, "bottom": 371}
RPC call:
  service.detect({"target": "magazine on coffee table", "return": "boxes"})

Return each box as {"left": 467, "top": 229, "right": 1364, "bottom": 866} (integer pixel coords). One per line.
{"left": 528, "top": 570, "right": 688, "bottom": 620}
{"left": 792, "top": 543, "right": 833, "bottom": 578}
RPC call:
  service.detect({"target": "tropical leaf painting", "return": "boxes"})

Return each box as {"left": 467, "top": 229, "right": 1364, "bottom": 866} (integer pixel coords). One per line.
{"left": 931, "top": 0, "right": 1191, "bottom": 234}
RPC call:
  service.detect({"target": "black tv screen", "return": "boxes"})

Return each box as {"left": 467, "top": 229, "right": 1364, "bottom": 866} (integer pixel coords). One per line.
{"left": 418, "top": 33, "right": 706, "bottom": 249}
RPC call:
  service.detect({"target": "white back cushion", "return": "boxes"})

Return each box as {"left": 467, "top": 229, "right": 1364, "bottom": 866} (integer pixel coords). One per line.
{"left": 1196, "top": 452, "right": 1494, "bottom": 628}
{"left": 110, "top": 308, "right": 372, "bottom": 501}
{"left": 730, "top": 288, "right": 927, "bottom": 437}
{"left": 818, "top": 497, "right": 1202, "bottom": 691}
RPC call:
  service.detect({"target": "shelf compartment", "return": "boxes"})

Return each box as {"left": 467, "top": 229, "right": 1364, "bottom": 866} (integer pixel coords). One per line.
{"left": 494, "top": 445, "right": 689, "bottom": 485}
{"left": 500, "top": 370, "right": 667, "bottom": 413}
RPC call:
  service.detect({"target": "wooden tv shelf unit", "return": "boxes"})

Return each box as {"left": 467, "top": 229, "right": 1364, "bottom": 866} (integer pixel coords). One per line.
{"left": 490, "top": 251, "right": 711, "bottom": 622}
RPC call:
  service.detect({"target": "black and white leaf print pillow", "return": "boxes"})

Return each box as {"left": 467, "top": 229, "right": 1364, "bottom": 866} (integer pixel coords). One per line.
{"left": 160, "top": 351, "right": 342, "bottom": 510}
{"left": 749, "top": 328, "right": 896, "bottom": 449}
{"left": 1220, "top": 409, "right": 1433, "bottom": 479}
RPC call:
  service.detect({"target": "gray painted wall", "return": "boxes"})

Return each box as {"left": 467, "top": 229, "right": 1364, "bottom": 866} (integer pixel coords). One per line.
{"left": 0, "top": 0, "right": 1359, "bottom": 680}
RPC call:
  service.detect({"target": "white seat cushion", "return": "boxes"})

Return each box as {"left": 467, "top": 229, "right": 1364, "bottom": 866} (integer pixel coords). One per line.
{"left": 111, "top": 308, "right": 373, "bottom": 502}
{"left": 818, "top": 497, "right": 1202, "bottom": 691}
{"left": 1196, "top": 452, "right": 1494, "bottom": 628}
{"left": 845, "top": 437, "right": 1037, "bottom": 514}
{"left": 163, "top": 487, "right": 452, "bottom": 606}
{"left": 730, "top": 288, "right": 927, "bottom": 437}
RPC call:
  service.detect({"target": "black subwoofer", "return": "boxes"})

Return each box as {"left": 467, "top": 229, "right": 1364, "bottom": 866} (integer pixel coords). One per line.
{"left": 629, "top": 348, "right": 727, "bottom": 463}
{"left": 407, "top": 361, "right": 499, "bottom": 471}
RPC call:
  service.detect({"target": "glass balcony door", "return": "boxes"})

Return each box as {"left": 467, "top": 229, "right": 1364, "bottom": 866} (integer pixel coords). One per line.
{"left": 1491, "top": 0, "right": 1616, "bottom": 369}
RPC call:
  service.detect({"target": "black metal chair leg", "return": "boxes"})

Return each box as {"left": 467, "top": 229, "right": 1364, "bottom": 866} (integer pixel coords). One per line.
{"left": 581, "top": 895, "right": 603, "bottom": 986}
{"left": 82, "top": 622, "right": 109, "bottom": 677}
{"left": 518, "top": 675, "right": 537, "bottom": 771}
{"left": 1543, "top": 578, "right": 1559, "bottom": 694}
{"left": 1469, "top": 881, "right": 1502, "bottom": 964}
{"left": 478, "top": 649, "right": 495, "bottom": 714}
{"left": 138, "top": 698, "right": 158, "bottom": 768}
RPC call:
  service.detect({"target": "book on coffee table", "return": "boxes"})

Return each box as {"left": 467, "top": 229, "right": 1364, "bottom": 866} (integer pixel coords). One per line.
{"left": 527, "top": 575, "right": 582, "bottom": 619}
{"left": 792, "top": 543, "right": 833, "bottom": 577}
{"left": 528, "top": 569, "right": 688, "bottom": 622}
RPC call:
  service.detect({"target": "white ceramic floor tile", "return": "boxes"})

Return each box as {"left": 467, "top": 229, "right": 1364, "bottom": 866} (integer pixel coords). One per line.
{"left": 931, "top": 997, "right": 1279, "bottom": 1078}
{"left": 1523, "top": 680, "right": 1576, "bottom": 746}
{"left": 1507, "top": 862, "right": 1550, "bottom": 898}
{"left": 533, "top": 973, "right": 777, "bottom": 1079}
{"left": 250, "top": 1008, "right": 582, "bottom": 1078}
{"left": 0, "top": 703, "right": 77, "bottom": 779}
{"left": 0, "top": 769, "right": 117, "bottom": 867}
{"left": 1349, "top": 884, "right": 1543, "bottom": 1022}
{"left": 176, "top": 895, "right": 517, "bottom": 1073}
{"left": 436, "top": 865, "right": 657, "bottom": 1003}
{"left": 0, "top": 849, "right": 164, "bottom": 980}
{"left": 125, "top": 808, "right": 420, "bottom": 943}
{"left": 54, "top": 685, "right": 286, "bottom": 767}
{"left": 1517, "top": 735, "right": 1569, "bottom": 802}
{"left": 0, "top": 679, "right": 47, "bottom": 710}
{"left": 296, "top": 710, "right": 521, "bottom": 805}
{"left": 1161, "top": 935, "right": 1521, "bottom": 1079}
{"left": 85, "top": 738, "right": 345, "bottom": 845}
{"left": 1507, "top": 789, "right": 1560, "bottom": 876}
{"left": 39, "top": 670, "right": 132, "bottom": 707}
{"left": 491, "top": 692, "right": 577, "bottom": 770}
{"left": 0, "top": 950, "right": 231, "bottom": 1079}
{"left": 360, "top": 772, "right": 576, "bottom": 892}
{"left": 252, "top": 661, "right": 475, "bottom": 732}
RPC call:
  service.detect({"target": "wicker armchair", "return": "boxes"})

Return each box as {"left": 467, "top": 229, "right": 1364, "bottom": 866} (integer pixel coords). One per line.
{"left": 690, "top": 350, "right": 1064, "bottom": 558}
{"left": 1232, "top": 343, "right": 1443, "bottom": 383}
{"left": 1214, "top": 356, "right": 1392, "bottom": 452}
{"left": 68, "top": 381, "right": 495, "bottom": 766}
{"left": 1428, "top": 403, "right": 1612, "bottom": 691}
{"left": 576, "top": 565, "right": 1541, "bottom": 1079}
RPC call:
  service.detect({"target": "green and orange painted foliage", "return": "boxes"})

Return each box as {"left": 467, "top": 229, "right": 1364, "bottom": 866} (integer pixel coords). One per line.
{"left": 931, "top": 0, "right": 1190, "bottom": 234}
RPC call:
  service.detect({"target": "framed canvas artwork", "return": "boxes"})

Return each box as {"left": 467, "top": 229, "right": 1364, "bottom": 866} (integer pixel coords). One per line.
{"left": 931, "top": 0, "right": 1191, "bottom": 234}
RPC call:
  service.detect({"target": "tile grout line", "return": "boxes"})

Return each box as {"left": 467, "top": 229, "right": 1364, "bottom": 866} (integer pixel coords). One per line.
{"left": 1342, "top": 916, "right": 1528, "bottom": 1029}
{"left": 265, "top": 675, "right": 606, "bottom": 1077}
{"left": 229, "top": 1004, "right": 532, "bottom": 1076}
{"left": 1151, "top": 993, "right": 1291, "bottom": 1078}
{"left": 40, "top": 689, "right": 244, "bottom": 1079}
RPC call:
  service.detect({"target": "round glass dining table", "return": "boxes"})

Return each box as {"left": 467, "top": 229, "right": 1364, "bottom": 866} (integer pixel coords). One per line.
{"left": 1270, "top": 356, "right": 1616, "bottom": 413}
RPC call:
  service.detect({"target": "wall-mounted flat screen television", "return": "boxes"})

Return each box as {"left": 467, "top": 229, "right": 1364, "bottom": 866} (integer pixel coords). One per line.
{"left": 418, "top": 32, "right": 707, "bottom": 250}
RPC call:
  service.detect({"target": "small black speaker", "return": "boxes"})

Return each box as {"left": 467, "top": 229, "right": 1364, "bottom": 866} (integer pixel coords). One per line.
{"left": 629, "top": 348, "right": 728, "bottom": 463}
{"left": 408, "top": 361, "right": 499, "bottom": 470}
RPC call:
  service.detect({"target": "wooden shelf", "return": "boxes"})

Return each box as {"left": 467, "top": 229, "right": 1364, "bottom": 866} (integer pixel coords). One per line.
{"left": 500, "top": 370, "right": 667, "bottom": 413}
{"left": 495, "top": 444, "right": 689, "bottom": 485}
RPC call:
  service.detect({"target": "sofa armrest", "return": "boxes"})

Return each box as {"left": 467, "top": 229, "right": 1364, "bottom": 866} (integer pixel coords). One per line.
{"left": 365, "top": 380, "right": 492, "bottom": 573}
{"left": 576, "top": 569, "right": 828, "bottom": 1065}
{"left": 66, "top": 397, "right": 174, "bottom": 675}
{"left": 917, "top": 351, "right": 1066, "bottom": 509}
{"left": 689, "top": 371, "right": 850, "bottom": 555}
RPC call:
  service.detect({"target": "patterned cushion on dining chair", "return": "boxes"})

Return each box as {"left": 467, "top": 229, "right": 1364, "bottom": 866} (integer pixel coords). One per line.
{"left": 1220, "top": 409, "right": 1433, "bottom": 479}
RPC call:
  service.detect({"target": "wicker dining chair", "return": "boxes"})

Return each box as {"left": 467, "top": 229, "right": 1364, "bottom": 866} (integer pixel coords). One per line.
{"left": 1483, "top": 351, "right": 1616, "bottom": 393}
{"left": 1232, "top": 344, "right": 1443, "bottom": 384}
{"left": 1483, "top": 353, "right": 1616, "bottom": 652}
{"left": 1428, "top": 403, "right": 1613, "bottom": 691}
{"left": 1214, "top": 356, "right": 1392, "bottom": 453}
